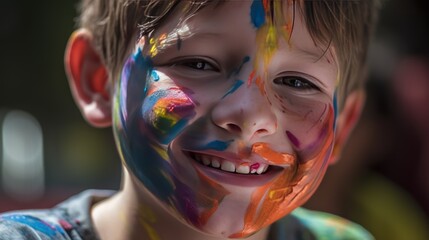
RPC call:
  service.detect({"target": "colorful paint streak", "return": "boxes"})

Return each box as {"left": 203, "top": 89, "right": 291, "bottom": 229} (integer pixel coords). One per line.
{"left": 250, "top": 0, "right": 266, "bottom": 28}
{"left": 252, "top": 0, "right": 292, "bottom": 73}
{"left": 222, "top": 80, "right": 244, "bottom": 99}
{"left": 251, "top": 142, "right": 296, "bottom": 165}
{"left": 143, "top": 88, "right": 196, "bottom": 144}
{"left": 195, "top": 171, "right": 230, "bottom": 226}
{"left": 228, "top": 56, "right": 251, "bottom": 78}
{"left": 197, "top": 140, "right": 233, "bottom": 151}
{"left": 230, "top": 106, "right": 336, "bottom": 238}
{"left": 286, "top": 130, "right": 300, "bottom": 148}
{"left": 139, "top": 204, "right": 160, "bottom": 240}
{"left": 113, "top": 46, "right": 199, "bottom": 221}
{"left": 333, "top": 90, "right": 338, "bottom": 129}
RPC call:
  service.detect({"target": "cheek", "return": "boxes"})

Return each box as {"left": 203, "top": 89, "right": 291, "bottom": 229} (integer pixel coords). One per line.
{"left": 274, "top": 92, "right": 334, "bottom": 160}
{"left": 230, "top": 105, "right": 336, "bottom": 238}
{"left": 142, "top": 86, "right": 197, "bottom": 144}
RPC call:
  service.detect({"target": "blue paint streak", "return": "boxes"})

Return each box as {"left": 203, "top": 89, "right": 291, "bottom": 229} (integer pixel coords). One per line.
{"left": 198, "top": 140, "right": 233, "bottom": 151}
{"left": 151, "top": 70, "right": 160, "bottom": 81}
{"left": 133, "top": 47, "right": 153, "bottom": 95}
{"left": 333, "top": 90, "right": 338, "bottom": 129}
{"left": 222, "top": 80, "right": 244, "bottom": 99}
{"left": 228, "top": 56, "right": 251, "bottom": 78}
{"left": 251, "top": 0, "right": 265, "bottom": 28}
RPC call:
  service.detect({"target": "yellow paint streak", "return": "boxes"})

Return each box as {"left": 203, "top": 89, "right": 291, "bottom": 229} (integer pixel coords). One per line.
{"left": 151, "top": 144, "right": 169, "bottom": 160}
{"left": 149, "top": 33, "right": 167, "bottom": 57}
{"left": 139, "top": 204, "right": 160, "bottom": 240}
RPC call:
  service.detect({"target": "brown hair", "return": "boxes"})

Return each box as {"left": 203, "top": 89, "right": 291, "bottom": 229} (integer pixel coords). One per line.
{"left": 77, "top": 0, "right": 379, "bottom": 108}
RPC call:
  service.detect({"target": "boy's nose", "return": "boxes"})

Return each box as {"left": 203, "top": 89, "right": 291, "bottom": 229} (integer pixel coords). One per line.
{"left": 211, "top": 83, "right": 277, "bottom": 140}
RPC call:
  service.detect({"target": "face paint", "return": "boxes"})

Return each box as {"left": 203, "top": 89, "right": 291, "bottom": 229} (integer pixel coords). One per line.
{"left": 113, "top": 45, "right": 233, "bottom": 234}
{"left": 251, "top": 0, "right": 265, "bottom": 29}
{"left": 139, "top": 204, "right": 160, "bottom": 240}
{"left": 230, "top": 106, "right": 335, "bottom": 238}
{"left": 113, "top": 1, "right": 339, "bottom": 238}
{"left": 222, "top": 80, "right": 244, "bottom": 99}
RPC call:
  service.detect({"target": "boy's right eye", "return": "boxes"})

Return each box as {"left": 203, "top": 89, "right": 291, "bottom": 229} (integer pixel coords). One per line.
{"left": 173, "top": 58, "right": 219, "bottom": 72}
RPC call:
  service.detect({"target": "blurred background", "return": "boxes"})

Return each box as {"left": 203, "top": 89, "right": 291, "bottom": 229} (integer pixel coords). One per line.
{"left": 0, "top": 0, "right": 428, "bottom": 239}
{"left": 0, "top": 0, "right": 121, "bottom": 210}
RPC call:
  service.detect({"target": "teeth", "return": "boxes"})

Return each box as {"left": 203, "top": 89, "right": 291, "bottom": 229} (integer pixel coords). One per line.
{"left": 257, "top": 164, "right": 265, "bottom": 175}
{"left": 211, "top": 159, "right": 220, "bottom": 168}
{"left": 236, "top": 165, "right": 250, "bottom": 174}
{"left": 221, "top": 161, "right": 236, "bottom": 173}
{"left": 202, "top": 157, "right": 211, "bottom": 166}
{"left": 192, "top": 153, "right": 269, "bottom": 175}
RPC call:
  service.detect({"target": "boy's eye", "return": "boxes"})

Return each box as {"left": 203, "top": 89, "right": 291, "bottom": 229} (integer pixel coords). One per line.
{"left": 273, "top": 76, "right": 320, "bottom": 91}
{"left": 175, "top": 59, "right": 218, "bottom": 71}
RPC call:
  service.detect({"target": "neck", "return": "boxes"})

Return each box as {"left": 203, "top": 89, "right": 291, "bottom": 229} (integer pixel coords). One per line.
{"left": 91, "top": 169, "right": 270, "bottom": 240}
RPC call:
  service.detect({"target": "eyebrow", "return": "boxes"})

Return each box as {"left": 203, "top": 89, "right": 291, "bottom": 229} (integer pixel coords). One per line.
{"left": 155, "top": 29, "right": 223, "bottom": 54}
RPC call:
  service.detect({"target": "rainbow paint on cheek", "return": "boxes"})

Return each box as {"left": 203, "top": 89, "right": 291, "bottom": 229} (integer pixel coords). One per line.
{"left": 143, "top": 87, "right": 196, "bottom": 144}
{"left": 114, "top": 47, "right": 205, "bottom": 223}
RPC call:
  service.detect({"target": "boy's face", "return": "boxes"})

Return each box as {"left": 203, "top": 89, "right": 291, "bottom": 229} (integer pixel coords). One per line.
{"left": 114, "top": 1, "right": 338, "bottom": 238}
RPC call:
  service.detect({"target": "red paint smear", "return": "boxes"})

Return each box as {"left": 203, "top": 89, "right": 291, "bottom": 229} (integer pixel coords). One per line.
{"left": 247, "top": 70, "right": 256, "bottom": 86}
{"left": 250, "top": 163, "right": 260, "bottom": 171}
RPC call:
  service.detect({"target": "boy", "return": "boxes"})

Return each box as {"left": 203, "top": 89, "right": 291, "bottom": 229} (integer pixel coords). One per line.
{"left": 0, "top": 0, "right": 379, "bottom": 239}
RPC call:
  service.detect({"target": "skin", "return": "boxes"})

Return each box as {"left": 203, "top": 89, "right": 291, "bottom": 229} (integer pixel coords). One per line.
{"left": 65, "top": 1, "right": 364, "bottom": 239}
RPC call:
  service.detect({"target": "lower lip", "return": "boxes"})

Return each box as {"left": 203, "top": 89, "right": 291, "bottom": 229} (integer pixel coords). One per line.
{"left": 186, "top": 153, "right": 283, "bottom": 187}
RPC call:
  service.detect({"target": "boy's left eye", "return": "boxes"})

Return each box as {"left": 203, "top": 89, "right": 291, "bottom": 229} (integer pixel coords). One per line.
{"left": 273, "top": 76, "right": 320, "bottom": 91}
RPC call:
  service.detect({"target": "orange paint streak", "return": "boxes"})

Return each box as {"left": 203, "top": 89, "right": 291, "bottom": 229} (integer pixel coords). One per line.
{"left": 254, "top": 76, "right": 265, "bottom": 95}
{"left": 195, "top": 170, "right": 230, "bottom": 226}
{"left": 230, "top": 107, "right": 336, "bottom": 238}
{"left": 251, "top": 142, "right": 296, "bottom": 165}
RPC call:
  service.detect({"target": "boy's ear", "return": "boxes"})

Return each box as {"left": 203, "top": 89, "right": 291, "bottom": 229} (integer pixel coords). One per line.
{"left": 329, "top": 90, "right": 366, "bottom": 164}
{"left": 64, "top": 28, "right": 112, "bottom": 127}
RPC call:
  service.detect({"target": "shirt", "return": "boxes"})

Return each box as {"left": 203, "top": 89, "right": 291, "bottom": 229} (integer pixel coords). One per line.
{"left": 0, "top": 190, "right": 373, "bottom": 240}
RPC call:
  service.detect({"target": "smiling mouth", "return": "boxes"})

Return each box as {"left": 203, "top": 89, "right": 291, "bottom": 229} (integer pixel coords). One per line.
{"left": 188, "top": 151, "right": 275, "bottom": 175}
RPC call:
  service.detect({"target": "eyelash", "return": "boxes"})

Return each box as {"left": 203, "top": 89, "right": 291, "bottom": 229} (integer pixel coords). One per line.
{"left": 273, "top": 76, "right": 320, "bottom": 91}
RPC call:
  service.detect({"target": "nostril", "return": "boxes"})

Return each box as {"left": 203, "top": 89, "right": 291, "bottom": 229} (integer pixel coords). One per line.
{"left": 226, "top": 123, "right": 241, "bottom": 133}
{"left": 256, "top": 129, "right": 268, "bottom": 135}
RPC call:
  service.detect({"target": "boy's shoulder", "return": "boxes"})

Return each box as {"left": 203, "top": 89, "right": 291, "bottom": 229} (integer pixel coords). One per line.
{"left": 271, "top": 207, "right": 374, "bottom": 240}
{"left": 0, "top": 190, "right": 114, "bottom": 240}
